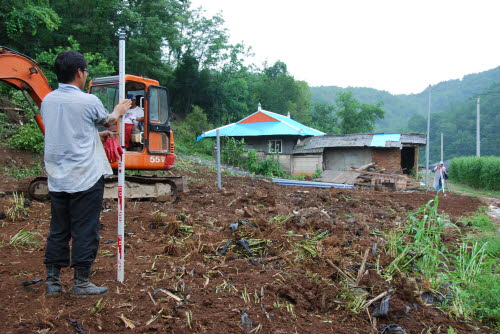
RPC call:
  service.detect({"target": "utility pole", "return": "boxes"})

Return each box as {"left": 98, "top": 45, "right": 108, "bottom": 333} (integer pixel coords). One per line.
{"left": 425, "top": 85, "right": 431, "bottom": 188}
{"left": 441, "top": 132, "right": 443, "bottom": 162}
{"left": 476, "top": 96, "right": 480, "bottom": 157}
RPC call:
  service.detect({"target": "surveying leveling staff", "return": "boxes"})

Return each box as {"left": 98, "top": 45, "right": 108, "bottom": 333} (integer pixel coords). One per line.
{"left": 42, "top": 50, "right": 130, "bottom": 297}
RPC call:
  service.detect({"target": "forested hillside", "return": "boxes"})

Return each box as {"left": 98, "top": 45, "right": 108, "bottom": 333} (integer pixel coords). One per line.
{"left": 408, "top": 82, "right": 500, "bottom": 162}
{"left": 0, "top": 0, "right": 312, "bottom": 130}
{"left": 311, "top": 66, "right": 500, "bottom": 132}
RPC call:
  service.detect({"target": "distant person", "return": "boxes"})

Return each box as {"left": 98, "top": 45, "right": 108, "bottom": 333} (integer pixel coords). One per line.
{"left": 432, "top": 161, "right": 447, "bottom": 191}
{"left": 123, "top": 95, "right": 144, "bottom": 148}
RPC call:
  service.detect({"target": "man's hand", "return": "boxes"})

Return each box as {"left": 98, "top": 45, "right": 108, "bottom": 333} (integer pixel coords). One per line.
{"left": 104, "top": 99, "right": 133, "bottom": 127}
{"left": 113, "top": 99, "right": 132, "bottom": 117}
{"left": 104, "top": 137, "right": 123, "bottom": 163}
{"left": 99, "top": 130, "right": 115, "bottom": 144}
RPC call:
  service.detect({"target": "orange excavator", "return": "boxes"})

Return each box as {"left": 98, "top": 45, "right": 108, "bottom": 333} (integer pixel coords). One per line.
{"left": 0, "top": 46, "right": 186, "bottom": 201}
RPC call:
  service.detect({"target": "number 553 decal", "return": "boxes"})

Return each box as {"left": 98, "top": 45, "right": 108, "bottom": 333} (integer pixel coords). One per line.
{"left": 150, "top": 156, "right": 166, "bottom": 163}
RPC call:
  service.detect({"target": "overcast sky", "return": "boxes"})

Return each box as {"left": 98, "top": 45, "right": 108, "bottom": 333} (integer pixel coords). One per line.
{"left": 189, "top": 0, "right": 500, "bottom": 95}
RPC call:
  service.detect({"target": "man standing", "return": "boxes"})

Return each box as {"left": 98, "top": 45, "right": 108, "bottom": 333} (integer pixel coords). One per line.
{"left": 42, "top": 50, "right": 131, "bottom": 297}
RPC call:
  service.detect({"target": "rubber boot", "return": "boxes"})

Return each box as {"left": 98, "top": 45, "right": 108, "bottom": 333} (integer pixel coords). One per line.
{"left": 71, "top": 267, "right": 108, "bottom": 297}
{"left": 46, "top": 265, "right": 65, "bottom": 297}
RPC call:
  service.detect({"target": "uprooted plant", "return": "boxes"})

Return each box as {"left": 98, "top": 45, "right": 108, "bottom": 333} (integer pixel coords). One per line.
{"left": 9, "top": 229, "right": 42, "bottom": 247}
{"left": 6, "top": 192, "right": 29, "bottom": 222}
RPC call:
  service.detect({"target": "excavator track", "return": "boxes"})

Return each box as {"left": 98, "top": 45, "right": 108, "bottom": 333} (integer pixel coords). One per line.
{"left": 21, "top": 175, "right": 186, "bottom": 202}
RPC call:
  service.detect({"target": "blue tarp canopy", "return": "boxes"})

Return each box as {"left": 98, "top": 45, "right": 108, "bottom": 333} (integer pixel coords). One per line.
{"left": 197, "top": 110, "right": 324, "bottom": 141}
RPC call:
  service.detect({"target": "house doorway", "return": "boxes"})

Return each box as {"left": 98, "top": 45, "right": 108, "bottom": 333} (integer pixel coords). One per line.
{"left": 401, "top": 146, "right": 415, "bottom": 175}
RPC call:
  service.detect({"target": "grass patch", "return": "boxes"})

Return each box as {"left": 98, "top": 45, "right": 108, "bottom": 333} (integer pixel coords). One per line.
{"left": 381, "top": 198, "right": 499, "bottom": 328}
{"left": 447, "top": 180, "right": 500, "bottom": 198}
{"left": 2, "top": 163, "right": 44, "bottom": 180}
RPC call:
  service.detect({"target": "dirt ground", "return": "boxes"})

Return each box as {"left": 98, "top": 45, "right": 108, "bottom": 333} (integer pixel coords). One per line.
{"left": 0, "top": 148, "right": 492, "bottom": 334}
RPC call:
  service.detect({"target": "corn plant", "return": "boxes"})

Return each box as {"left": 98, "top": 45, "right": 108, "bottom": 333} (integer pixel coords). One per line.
{"left": 404, "top": 197, "right": 459, "bottom": 251}
{"left": 345, "top": 295, "right": 367, "bottom": 314}
{"left": 9, "top": 229, "right": 41, "bottom": 247}
{"left": 449, "top": 241, "right": 489, "bottom": 285}
{"left": 294, "top": 230, "right": 329, "bottom": 259}
{"left": 90, "top": 298, "right": 107, "bottom": 314}
{"left": 269, "top": 214, "right": 293, "bottom": 227}
{"left": 185, "top": 311, "right": 192, "bottom": 329}
{"left": 6, "top": 192, "right": 29, "bottom": 222}
{"left": 241, "top": 287, "right": 251, "bottom": 304}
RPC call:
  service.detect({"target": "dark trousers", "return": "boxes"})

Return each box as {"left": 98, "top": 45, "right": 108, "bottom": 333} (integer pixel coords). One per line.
{"left": 44, "top": 176, "right": 104, "bottom": 268}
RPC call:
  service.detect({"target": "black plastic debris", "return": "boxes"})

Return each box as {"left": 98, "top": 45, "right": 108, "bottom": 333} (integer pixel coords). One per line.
{"left": 229, "top": 222, "right": 239, "bottom": 232}
{"left": 238, "top": 239, "right": 254, "bottom": 256}
{"left": 0, "top": 212, "right": 5, "bottom": 220}
{"left": 24, "top": 198, "right": 31, "bottom": 208}
{"left": 372, "top": 242, "right": 378, "bottom": 257}
{"left": 229, "top": 220, "right": 259, "bottom": 232}
{"left": 219, "top": 240, "right": 232, "bottom": 255}
{"left": 241, "top": 311, "right": 253, "bottom": 334}
{"left": 103, "top": 239, "right": 115, "bottom": 244}
{"left": 372, "top": 294, "right": 391, "bottom": 318}
{"left": 380, "top": 324, "right": 407, "bottom": 334}
{"left": 68, "top": 319, "right": 88, "bottom": 334}
{"left": 249, "top": 258, "right": 263, "bottom": 266}
{"left": 21, "top": 278, "right": 43, "bottom": 286}
{"left": 421, "top": 291, "right": 447, "bottom": 305}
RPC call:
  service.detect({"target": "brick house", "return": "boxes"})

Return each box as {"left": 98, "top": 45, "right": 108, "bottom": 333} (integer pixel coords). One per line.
{"left": 292, "top": 133, "right": 426, "bottom": 175}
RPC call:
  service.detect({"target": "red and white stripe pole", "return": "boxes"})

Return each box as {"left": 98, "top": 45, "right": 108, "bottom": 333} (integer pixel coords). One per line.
{"left": 117, "top": 30, "right": 126, "bottom": 283}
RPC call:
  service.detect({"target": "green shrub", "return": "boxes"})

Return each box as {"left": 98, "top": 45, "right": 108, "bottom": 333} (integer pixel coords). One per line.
{"left": 246, "top": 149, "right": 258, "bottom": 172}
{"left": 252, "top": 156, "right": 286, "bottom": 178}
{"left": 221, "top": 137, "right": 246, "bottom": 167}
{"left": 449, "top": 156, "right": 500, "bottom": 190}
{"left": 7, "top": 121, "right": 44, "bottom": 153}
{"left": 171, "top": 106, "right": 213, "bottom": 156}
{"left": 312, "top": 168, "right": 322, "bottom": 179}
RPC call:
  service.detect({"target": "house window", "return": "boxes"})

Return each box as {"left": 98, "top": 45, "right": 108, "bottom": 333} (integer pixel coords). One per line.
{"left": 268, "top": 139, "right": 282, "bottom": 153}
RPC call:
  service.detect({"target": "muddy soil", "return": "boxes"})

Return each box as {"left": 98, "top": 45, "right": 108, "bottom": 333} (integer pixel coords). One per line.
{"left": 0, "top": 154, "right": 491, "bottom": 334}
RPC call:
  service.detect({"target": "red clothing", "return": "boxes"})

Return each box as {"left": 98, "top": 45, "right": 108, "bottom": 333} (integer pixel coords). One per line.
{"left": 125, "top": 123, "right": 134, "bottom": 148}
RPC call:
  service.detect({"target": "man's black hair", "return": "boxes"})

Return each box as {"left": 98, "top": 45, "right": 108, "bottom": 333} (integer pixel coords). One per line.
{"left": 135, "top": 95, "right": 143, "bottom": 105}
{"left": 54, "top": 50, "right": 88, "bottom": 83}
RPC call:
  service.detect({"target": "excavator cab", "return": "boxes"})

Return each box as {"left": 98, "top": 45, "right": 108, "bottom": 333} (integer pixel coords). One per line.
{"left": 0, "top": 46, "right": 184, "bottom": 201}
{"left": 88, "top": 75, "right": 175, "bottom": 171}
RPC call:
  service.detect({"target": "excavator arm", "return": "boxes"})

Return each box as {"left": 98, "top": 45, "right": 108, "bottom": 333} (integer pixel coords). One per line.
{"left": 0, "top": 46, "right": 51, "bottom": 133}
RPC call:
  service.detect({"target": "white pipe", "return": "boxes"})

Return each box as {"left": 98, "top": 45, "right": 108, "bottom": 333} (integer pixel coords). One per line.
{"left": 117, "top": 30, "right": 126, "bottom": 283}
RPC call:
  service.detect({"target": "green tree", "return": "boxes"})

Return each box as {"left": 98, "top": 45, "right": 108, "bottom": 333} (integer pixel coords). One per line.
{"left": 335, "top": 91, "right": 385, "bottom": 134}
{"left": 0, "top": 0, "right": 60, "bottom": 56}
{"left": 254, "top": 61, "right": 311, "bottom": 123}
{"left": 311, "top": 102, "right": 337, "bottom": 134}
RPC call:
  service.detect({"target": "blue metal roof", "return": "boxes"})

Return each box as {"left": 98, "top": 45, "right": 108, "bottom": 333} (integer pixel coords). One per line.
{"left": 370, "top": 134, "right": 401, "bottom": 147}
{"left": 197, "top": 109, "right": 324, "bottom": 141}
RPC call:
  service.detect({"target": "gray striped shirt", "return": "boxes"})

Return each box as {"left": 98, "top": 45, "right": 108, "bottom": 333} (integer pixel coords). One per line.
{"left": 41, "top": 83, "right": 113, "bottom": 193}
